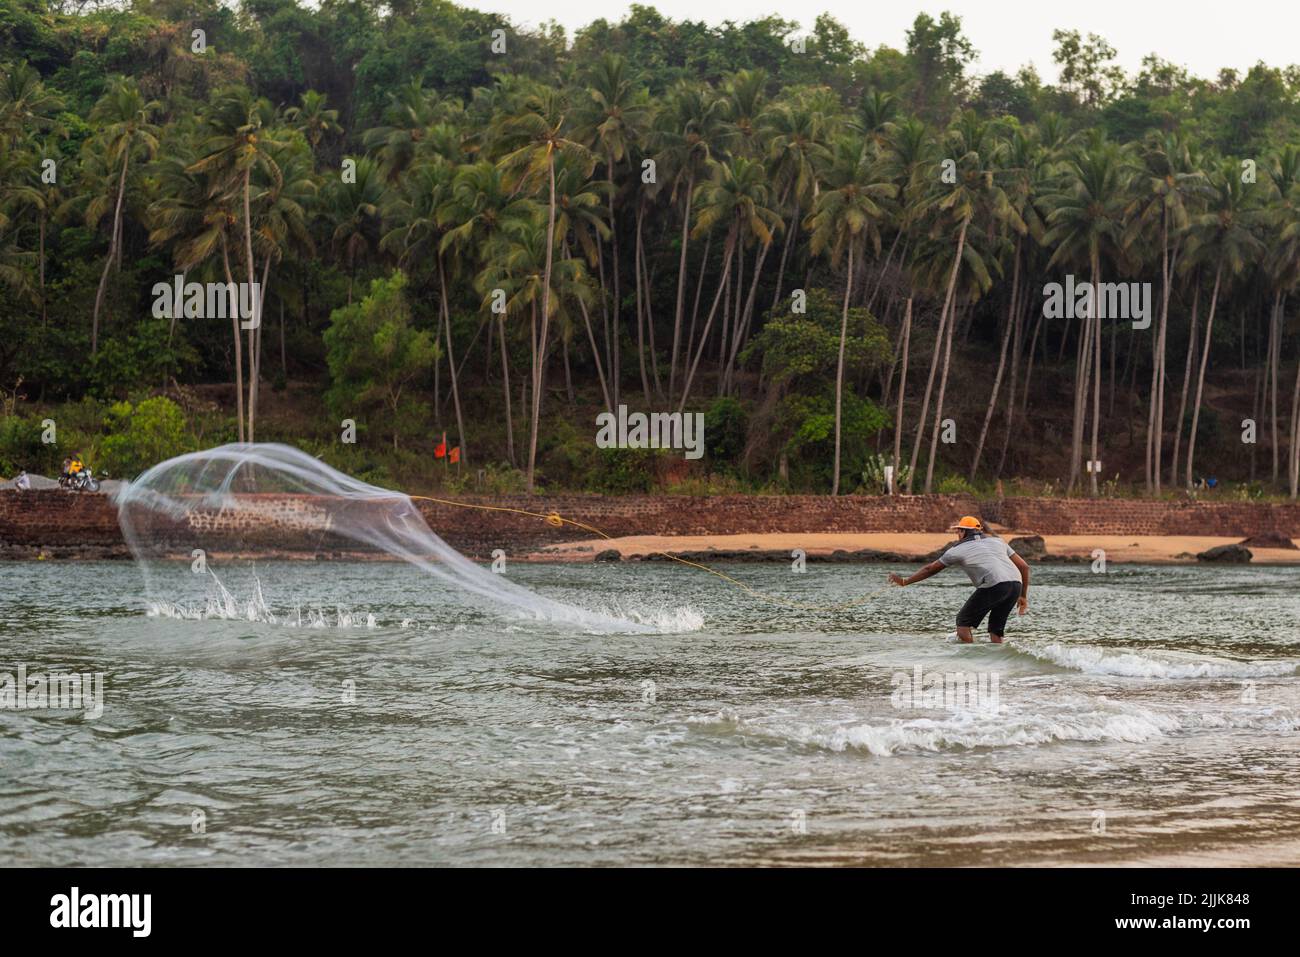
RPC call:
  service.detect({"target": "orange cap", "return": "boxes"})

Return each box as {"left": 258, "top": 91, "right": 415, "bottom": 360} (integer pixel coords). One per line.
{"left": 948, "top": 515, "right": 983, "bottom": 530}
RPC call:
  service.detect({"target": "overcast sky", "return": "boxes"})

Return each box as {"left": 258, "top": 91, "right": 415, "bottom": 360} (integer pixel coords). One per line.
{"left": 471, "top": 0, "right": 1298, "bottom": 83}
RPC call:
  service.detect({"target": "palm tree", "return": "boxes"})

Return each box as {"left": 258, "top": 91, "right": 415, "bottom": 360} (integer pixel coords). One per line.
{"left": 439, "top": 160, "right": 541, "bottom": 466}
{"left": 550, "top": 156, "right": 613, "bottom": 405}
{"left": 363, "top": 80, "right": 457, "bottom": 180}
{"left": 382, "top": 157, "right": 467, "bottom": 461}
{"left": 286, "top": 90, "right": 342, "bottom": 154}
{"left": 576, "top": 54, "right": 652, "bottom": 407}
{"left": 495, "top": 88, "right": 595, "bottom": 491}
{"left": 478, "top": 217, "right": 593, "bottom": 484}
{"left": 806, "top": 137, "right": 895, "bottom": 493}
{"left": 245, "top": 135, "right": 316, "bottom": 440}
{"left": 323, "top": 155, "right": 384, "bottom": 304}
{"left": 722, "top": 69, "right": 769, "bottom": 159}
{"left": 1180, "top": 162, "right": 1265, "bottom": 489}
{"left": 149, "top": 140, "right": 246, "bottom": 437}
{"left": 190, "top": 87, "right": 287, "bottom": 440}
{"left": 1126, "top": 132, "right": 1205, "bottom": 494}
{"left": 1263, "top": 147, "right": 1300, "bottom": 488}
{"left": 1042, "top": 132, "right": 1128, "bottom": 495}
{"left": 911, "top": 113, "right": 1020, "bottom": 493}
{"left": 655, "top": 82, "right": 729, "bottom": 402}
{"left": 3, "top": 134, "right": 65, "bottom": 324}
{"left": 677, "top": 157, "right": 781, "bottom": 413}
{"left": 0, "top": 61, "right": 63, "bottom": 148}
{"left": 970, "top": 127, "right": 1048, "bottom": 480}
{"left": 764, "top": 99, "right": 831, "bottom": 312}
{"left": 87, "top": 77, "right": 160, "bottom": 355}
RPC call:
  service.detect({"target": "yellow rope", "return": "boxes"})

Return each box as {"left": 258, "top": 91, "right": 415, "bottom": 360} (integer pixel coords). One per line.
{"left": 408, "top": 493, "right": 894, "bottom": 612}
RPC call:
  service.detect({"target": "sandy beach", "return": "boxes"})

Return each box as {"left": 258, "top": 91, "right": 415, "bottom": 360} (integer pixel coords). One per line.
{"left": 526, "top": 531, "right": 1300, "bottom": 564}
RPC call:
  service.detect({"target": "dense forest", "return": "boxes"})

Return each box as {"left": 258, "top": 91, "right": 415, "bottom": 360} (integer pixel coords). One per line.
{"left": 1, "top": 0, "right": 1299, "bottom": 499}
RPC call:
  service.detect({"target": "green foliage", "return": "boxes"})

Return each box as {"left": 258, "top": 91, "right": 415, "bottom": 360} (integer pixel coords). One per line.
{"left": 742, "top": 288, "right": 890, "bottom": 488}
{"left": 98, "top": 395, "right": 190, "bottom": 478}
{"left": 591, "top": 447, "right": 659, "bottom": 494}
{"left": 781, "top": 392, "right": 890, "bottom": 490}
{"left": 0, "top": 414, "right": 55, "bottom": 475}
{"left": 3, "top": 3, "right": 1300, "bottom": 495}
{"left": 937, "top": 474, "right": 977, "bottom": 495}
{"left": 703, "top": 396, "right": 747, "bottom": 463}
{"left": 323, "top": 270, "right": 440, "bottom": 451}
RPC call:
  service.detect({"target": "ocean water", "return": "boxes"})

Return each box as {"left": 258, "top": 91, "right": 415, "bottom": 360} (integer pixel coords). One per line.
{"left": 0, "top": 559, "right": 1297, "bottom": 866}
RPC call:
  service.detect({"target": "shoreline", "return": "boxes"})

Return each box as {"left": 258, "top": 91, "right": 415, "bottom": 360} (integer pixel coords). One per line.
{"left": 3, "top": 532, "right": 1299, "bottom": 564}
{"left": 3, "top": 488, "right": 1299, "bottom": 564}
{"left": 526, "top": 532, "right": 1300, "bottom": 565}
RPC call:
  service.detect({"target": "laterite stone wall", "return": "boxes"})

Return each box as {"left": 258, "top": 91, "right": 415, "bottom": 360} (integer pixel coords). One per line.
{"left": 2, "top": 489, "right": 1299, "bottom": 559}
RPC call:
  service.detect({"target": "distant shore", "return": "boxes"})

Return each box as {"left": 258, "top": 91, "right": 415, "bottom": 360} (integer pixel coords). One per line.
{"left": 524, "top": 532, "right": 1300, "bottom": 565}
{"left": 2, "top": 488, "right": 1299, "bottom": 564}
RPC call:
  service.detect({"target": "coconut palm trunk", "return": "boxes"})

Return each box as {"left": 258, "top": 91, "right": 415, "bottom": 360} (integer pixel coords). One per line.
{"left": 439, "top": 255, "right": 466, "bottom": 463}
{"left": 91, "top": 151, "right": 130, "bottom": 355}
{"left": 526, "top": 149, "right": 558, "bottom": 493}
{"left": 1089, "top": 256, "right": 1103, "bottom": 497}
{"left": 891, "top": 298, "right": 913, "bottom": 495}
{"left": 221, "top": 238, "right": 246, "bottom": 443}
{"left": 668, "top": 169, "right": 696, "bottom": 402}
{"left": 634, "top": 202, "right": 651, "bottom": 401}
{"left": 1269, "top": 292, "right": 1282, "bottom": 483}
{"left": 1185, "top": 264, "right": 1223, "bottom": 488}
{"left": 1169, "top": 283, "right": 1200, "bottom": 486}
{"left": 769, "top": 198, "right": 799, "bottom": 312}
{"left": 970, "top": 242, "right": 1020, "bottom": 479}
{"left": 1288, "top": 356, "right": 1300, "bottom": 498}
{"left": 499, "top": 313, "right": 515, "bottom": 465}
{"left": 831, "top": 241, "right": 856, "bottom": 495}
{"left": 921, "top": 215, "right": 970, "bottom": 493}
{"left": 676, "top": 226, "right": 736, "bottom": 413}
{"left": 1146, "top": 213, "right": 1171, "bottom": 494}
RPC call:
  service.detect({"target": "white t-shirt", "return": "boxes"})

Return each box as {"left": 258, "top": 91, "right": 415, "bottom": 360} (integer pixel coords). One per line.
{"left": 939, "top": 535, "right": 1022, "bottom": 588}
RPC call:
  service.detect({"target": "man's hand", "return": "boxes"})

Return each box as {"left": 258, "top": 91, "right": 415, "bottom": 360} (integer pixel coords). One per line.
{"left": 1017, "top": 596, "right": 1029, "bottom": 616}
{"left": 888, "top": 573, "right": 908, "bottom": 587}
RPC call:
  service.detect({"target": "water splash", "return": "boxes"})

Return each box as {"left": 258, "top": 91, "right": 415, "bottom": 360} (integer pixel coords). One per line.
{"left": 116, "top": 444, "right": 694, "bottom": 634}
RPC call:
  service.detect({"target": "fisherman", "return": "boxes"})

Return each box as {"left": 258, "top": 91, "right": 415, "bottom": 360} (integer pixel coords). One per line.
{"left": 888, "top": 516, "right": 1030, "bottom": 644}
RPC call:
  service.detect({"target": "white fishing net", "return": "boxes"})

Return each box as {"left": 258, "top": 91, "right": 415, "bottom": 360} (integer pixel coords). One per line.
{"left": 114, "top": 443, "right": 653, "bottom": 632}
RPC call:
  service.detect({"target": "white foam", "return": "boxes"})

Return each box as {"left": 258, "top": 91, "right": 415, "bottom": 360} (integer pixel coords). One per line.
{"left": 695, "top": 699, "right": 1185, "bottom": 756}
{"left": 117, "top": 442, "right": 662, "bottom": 633}
{"left": 1020, "top": 642, "right": 1297, "bottom": 679}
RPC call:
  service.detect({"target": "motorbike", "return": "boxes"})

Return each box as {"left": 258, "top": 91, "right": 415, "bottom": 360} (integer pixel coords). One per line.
{"left": 59, "top": 468, "right": 101, "bottom": 492}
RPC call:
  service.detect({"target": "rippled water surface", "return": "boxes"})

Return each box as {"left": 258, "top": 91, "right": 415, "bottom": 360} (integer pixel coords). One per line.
{"left": 1, "top": 559, "right": 1298, "bottom": 866}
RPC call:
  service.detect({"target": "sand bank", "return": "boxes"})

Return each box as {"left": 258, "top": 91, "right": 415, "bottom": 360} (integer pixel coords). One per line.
{"left": 525, "top": 532, "right": 1300, "bottom": 564}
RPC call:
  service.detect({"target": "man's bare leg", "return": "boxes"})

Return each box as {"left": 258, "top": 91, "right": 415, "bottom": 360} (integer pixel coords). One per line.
{"left": 989, "top": 633, "right": 1004, "bottom": 644}
{"left": 956, "top": 626, "right": 975, "bottom": 643}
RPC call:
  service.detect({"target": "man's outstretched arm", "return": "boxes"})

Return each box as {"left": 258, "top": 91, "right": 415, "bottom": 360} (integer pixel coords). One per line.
{"left": 889, "top": 560, "right": 946, "bottom": 587}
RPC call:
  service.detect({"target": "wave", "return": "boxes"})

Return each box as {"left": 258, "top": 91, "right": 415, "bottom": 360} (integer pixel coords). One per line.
{"left": 694, "top": 698, "right": 1300, "bottom": 757}
{"left": 1014, "top": 642, "right": 1298, "bottom": 679}
{"left": 144, "top": 569, "right": 704, "bottom": 634}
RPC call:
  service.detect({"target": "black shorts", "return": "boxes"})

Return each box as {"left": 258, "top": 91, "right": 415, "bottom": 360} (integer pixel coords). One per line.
{"left": 956, "top": 580, "right": 1022, "bottom": 634}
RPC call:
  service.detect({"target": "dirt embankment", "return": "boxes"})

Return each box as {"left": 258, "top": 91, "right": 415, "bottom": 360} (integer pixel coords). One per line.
{"left": 3, "top": 488, "right": 1299, "bottom": 563}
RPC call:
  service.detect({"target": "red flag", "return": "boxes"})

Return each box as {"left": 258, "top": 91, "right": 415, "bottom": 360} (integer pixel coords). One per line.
{"left": 434, "top": 433, "right": 447, "bottom": 459}
{"left": 449, "top": 447, "right": 460, "bottom": 465}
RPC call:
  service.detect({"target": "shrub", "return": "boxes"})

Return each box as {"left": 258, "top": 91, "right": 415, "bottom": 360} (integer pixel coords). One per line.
{"left": 703, "top": 396, "right": 748, "bottom": 463}
{"left": 99, "top": 395, "right": 190, "bottom": 478}
{"left": 937, "top": 474, "right": 976, "bottom": 496}
{"left": 0, "top": 415, "right": 62, "bottom": 477}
